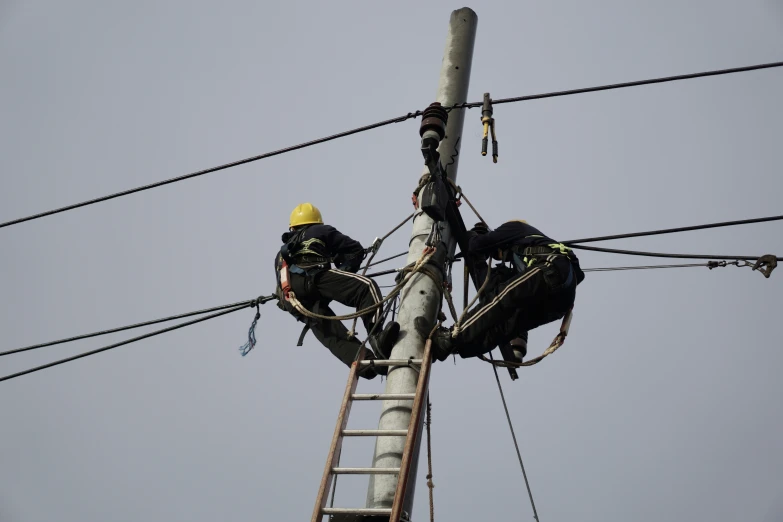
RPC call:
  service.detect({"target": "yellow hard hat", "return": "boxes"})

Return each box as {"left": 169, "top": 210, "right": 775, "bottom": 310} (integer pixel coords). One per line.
{"left": 289, "top": 203, "right": 323, "bottom": 227}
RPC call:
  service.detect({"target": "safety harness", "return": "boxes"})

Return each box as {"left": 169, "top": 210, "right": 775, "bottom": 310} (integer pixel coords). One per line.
{"left": 276, "top": 227, "right": 369, "bottom": 345}
{"left": 503, "top": 238, "right": 582, "bottom": 294}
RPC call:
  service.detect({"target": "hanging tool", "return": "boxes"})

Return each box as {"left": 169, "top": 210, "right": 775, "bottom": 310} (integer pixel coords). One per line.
{"left": 480, "top": 93, "right": 498, "bottom": 163}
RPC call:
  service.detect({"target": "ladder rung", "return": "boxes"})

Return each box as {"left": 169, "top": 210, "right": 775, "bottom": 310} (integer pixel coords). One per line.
{"left": 342, "top": 429, "right": 408, "bottom": 437}
{"left": 352, "top": 393, "right": 416, "bottom": 401}
{"left": 358, "top": 359, "right": 423, "bottom": 367}
{"left": 332, "top": 467, "right": 400, "bottom": 475}
{"left": 322, "top": 508, "right": 393, "bottom": 515}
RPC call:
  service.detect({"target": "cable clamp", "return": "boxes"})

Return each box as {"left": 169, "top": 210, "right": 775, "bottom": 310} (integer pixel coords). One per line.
{"left": 752, "top": 254, "right": 778, "bottom": 278}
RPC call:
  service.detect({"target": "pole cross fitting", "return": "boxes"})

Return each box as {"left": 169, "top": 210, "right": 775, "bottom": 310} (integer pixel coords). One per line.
{"left": 481, "top": 93, "right": 498, "bottom": 163}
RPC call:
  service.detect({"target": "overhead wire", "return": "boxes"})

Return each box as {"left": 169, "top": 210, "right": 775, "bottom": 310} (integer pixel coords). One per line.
{"left": 0, "top": 257, "right": 770, "bottom": 381}
{"left": 0, "top": 113, "right": 423, "bottom": 230}
{"left": 0, "top": 302, "right": 253, "bottom": 384}
{"left": 2, "top": 60, "right": 781, "bottom": 230}
{"left": 570, "top": 244, "right": 781, "bottom": 262}
{"left": 564, "top": 214, "right": 783, "bottom": 245}
{"left": 0, "top": 299, "right": 263, "bottom": 357}
{"left": 449, "top": 60, "right": 783, "bottom": 109}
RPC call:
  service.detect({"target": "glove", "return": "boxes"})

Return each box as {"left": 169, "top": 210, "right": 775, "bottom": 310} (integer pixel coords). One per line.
{"left": 470, "top": 222, "right": 489, "bottom": 235}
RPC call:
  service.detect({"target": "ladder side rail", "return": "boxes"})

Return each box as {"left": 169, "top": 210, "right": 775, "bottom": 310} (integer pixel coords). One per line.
{"left": 390, "top": 340, "right": 433, "bottom": 522}
{"left": 310, "top": 351, "right": 364, "bottom": 522}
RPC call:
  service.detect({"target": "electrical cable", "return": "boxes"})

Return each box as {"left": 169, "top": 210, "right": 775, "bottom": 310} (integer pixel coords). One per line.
{"left": 450, "top": 60, "right": 783, "bottom": 109}
{"left": 564, "top": 214, "right": 783, "bottom": 245}
{"left": 0, "top": 113, "right": 422, "bottom": 230}
{"left": 570, "top": 244, "right": 781, "bottom": 261}
{"left": 3, "top": 61, "right": 781, "bottom": 231}
{"left": 0, "top": 303, "right": 251, "bottom": 384}
{"left": 0, "top": 299, "right": 261, "bottom": 357}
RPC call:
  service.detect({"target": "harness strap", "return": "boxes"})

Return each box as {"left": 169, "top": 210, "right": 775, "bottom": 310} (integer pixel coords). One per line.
{"left": 296, "top": 323, "right": 311, "bottom": 346}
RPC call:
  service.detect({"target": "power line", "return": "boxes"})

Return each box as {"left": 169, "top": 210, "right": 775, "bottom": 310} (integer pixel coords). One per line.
{"left": 570, "top": 244, "right": 781, "bottom": 262}
{"left": 451, "top": 60, "right": 783, "bottom": 109}
{"left": 0, "top": 299, "right": 261, "bottom": 357}
{"left": 0, "top": 113, "right": 422, "bottom": 230}
{"left": 564, "top": 215, "right": 783, "bottom": 245}
{"left": 0, "top": 257, "right": 764, "bottom": 383}
{"left": 0, "top": 303, "right": 252, "bottom": 384}
{"left": 2, "top": 60, "right": 781, "bottom": 231}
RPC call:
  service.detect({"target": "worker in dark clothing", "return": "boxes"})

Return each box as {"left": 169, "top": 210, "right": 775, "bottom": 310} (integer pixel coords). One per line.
{"left": 275, "top": 203, "right": 400, "bottom": 379}
{"left": 416, "top": 220, "right": 585, "bottom": 362}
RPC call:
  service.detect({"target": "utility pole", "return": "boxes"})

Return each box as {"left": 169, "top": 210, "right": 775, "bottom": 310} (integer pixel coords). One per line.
{"left": 365, "top": 8, "right": 477, "bottom": 518}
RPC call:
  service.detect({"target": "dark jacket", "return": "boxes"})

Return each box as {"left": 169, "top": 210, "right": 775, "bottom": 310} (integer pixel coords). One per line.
{"left": 275, "top": 224, "right": 366, "bottom": 276}
{"left": 469, "top": 221, "right": 585, "bottom": 285}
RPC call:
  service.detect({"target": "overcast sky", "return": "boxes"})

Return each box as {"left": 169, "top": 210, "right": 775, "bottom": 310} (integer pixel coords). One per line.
{"left": 2, "top": 1, "right": 783, "bottom": 521}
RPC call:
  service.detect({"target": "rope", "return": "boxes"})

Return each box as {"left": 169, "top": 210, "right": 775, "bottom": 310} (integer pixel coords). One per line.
{"left": 0, "top": 303, "right": 252, "bottom": 383}
{"left": 451, "top": 258, "right": 493, "bottom": 338}
{"left": 348, "top": 213, "right": 416, "bottom": 336}
{"left": 426, "top": 398, "right": 435, "bottom": 522}
{"left": 442, "top": 285, "right": 459, "bottom": 324}
{"left": 352, "top": 294, "right": 399, "bottom": 365}
{"left": 238, "top": 302, "right": 262, "bottom": 356}
{"left": 478, "top": 308, "right": 572, "bottom": 369}
{"left": 488, "top": 351, "right": 540, "bottom": 522}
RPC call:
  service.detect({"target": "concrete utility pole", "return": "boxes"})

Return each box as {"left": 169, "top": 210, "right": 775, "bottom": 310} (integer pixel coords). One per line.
{"left": 366, "top": 7, "right": 478, "bottom": 517}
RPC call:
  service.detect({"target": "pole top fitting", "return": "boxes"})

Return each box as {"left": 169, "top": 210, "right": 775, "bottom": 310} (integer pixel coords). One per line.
{"left": 420, "top": 102, "right": 449, "bottom": 142}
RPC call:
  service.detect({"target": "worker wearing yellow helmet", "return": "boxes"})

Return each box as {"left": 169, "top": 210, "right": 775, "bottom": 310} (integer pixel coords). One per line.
{"left": 275, "top": 203, "right": 399, "bottom": 379}
{"left": 416, "top": 219, "right": 585, "bottom": 363}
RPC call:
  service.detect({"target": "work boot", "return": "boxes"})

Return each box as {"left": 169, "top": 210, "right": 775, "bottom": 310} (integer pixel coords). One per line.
{"left": 413, "top": 316, "right": 454, "bottom": 362}
{"left": 359, "top": 352, "right": 388, "bottom": 379}
{"left": 369, "top": 321, "right": 400, "bottom": 360}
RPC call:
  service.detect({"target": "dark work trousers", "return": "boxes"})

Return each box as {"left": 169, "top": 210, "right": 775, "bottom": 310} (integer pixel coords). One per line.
{"left": 288, "top": 268, "right": 383, "bottom": 367}
{"left": 455, "top": 256, "right": 577, "bottom": 358}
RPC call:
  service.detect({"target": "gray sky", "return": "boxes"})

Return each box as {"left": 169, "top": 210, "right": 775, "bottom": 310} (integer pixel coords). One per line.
{"left": 2, "top": 1, "right": 782, "bottom": 521}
